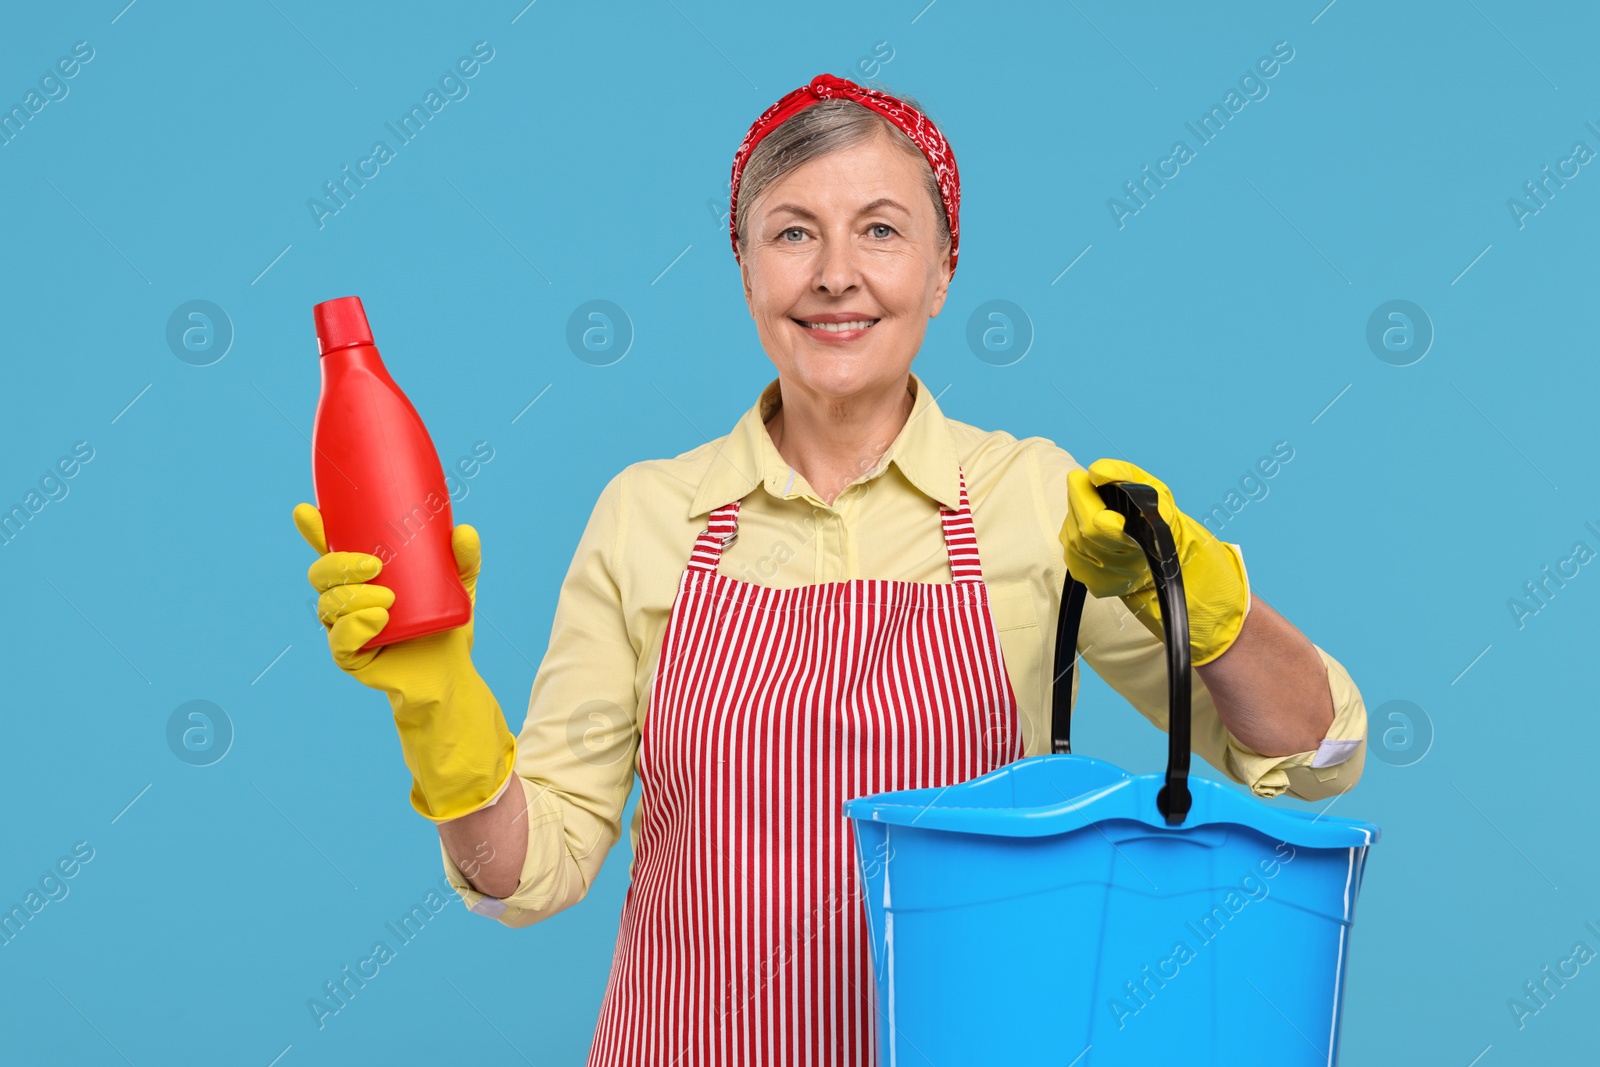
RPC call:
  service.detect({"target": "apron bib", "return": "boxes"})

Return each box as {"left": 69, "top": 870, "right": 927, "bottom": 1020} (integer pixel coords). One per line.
{"left": 589, "top": 467, "right": 1023, "bottom": 1066}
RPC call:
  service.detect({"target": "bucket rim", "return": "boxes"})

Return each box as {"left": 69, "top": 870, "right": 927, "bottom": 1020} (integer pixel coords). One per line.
{"left": 843, "top": 754, "right": 1380, "bottom": 849}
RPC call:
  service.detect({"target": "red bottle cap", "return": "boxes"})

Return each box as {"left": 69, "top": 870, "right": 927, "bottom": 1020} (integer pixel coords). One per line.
{"left": 314, "top": 296, "right": 374, "bottom": 356}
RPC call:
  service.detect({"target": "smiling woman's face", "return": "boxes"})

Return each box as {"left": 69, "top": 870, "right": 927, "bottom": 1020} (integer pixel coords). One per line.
{"left": 739, "top": 126, "right": 951, "bottom": 405}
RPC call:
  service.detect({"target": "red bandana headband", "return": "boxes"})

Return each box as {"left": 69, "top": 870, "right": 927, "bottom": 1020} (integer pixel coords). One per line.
{"left": 729, "top": 73, "right": 962, "bottom": 275}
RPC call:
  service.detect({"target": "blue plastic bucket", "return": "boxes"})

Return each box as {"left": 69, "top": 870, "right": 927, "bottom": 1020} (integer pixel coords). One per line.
{"left": 843, "top": 481, "right": 1380, "bottom": 1065}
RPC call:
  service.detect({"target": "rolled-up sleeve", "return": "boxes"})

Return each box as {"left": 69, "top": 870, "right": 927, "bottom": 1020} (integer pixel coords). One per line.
{"left": 1218, "top": 643, "right": 1367, "bottom": 801}
{"left": 441, "top": 470, "right": 641, "bottom": 928}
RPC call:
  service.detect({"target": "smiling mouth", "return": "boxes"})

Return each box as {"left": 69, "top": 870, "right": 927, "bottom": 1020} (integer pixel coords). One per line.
{"left": 791, "top": 318, "right": 881, "bottom": 333}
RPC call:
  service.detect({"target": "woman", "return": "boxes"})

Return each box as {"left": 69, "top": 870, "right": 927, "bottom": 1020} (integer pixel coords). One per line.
{"left": 293, "top": 73, "right": 1368, "bottom": 1064}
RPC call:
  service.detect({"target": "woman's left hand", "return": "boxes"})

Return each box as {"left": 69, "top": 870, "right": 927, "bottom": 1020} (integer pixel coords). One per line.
{"left": 1059, "top": 458, "right": 1251, "bottom": 666}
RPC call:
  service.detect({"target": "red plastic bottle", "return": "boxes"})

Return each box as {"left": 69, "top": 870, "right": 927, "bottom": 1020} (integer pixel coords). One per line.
{"left": 311, "top": 295, "right": 471, "bottom": 651}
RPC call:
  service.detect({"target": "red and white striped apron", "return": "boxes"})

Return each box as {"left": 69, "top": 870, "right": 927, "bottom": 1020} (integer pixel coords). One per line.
{"left": 588, "top": 467, "right": 1023, "bottom": 1066}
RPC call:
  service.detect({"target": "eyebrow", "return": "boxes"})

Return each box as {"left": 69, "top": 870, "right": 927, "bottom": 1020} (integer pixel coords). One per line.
{"left": 765, "top": 197, "right": 912, "bottom": 221}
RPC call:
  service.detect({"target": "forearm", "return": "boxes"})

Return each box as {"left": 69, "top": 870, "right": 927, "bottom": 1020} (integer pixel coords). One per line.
{"left": 1193, "top": 592, "right": 1333, "bottom": 757}
{"left": 437, "top": 777, "right": 530, "bottom": 899}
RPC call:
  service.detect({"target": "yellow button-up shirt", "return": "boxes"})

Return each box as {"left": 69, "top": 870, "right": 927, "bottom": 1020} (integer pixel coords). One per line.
{"left": 442, "top": 372, "right": 1368, "bottom": 928}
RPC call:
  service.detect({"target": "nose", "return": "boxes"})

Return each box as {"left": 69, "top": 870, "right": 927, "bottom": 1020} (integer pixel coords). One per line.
{"left": 813, "top": 229, "right": 863, "bottom": 295}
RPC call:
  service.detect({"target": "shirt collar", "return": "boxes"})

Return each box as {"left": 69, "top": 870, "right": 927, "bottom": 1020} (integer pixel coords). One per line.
{"left": 688, "top": 371, "right": 962, "bottom": 518}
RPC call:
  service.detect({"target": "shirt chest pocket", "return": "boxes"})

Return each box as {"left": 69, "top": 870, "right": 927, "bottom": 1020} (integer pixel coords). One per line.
{"left": 985, "top": 579, "right": 1040, "bottom": 633}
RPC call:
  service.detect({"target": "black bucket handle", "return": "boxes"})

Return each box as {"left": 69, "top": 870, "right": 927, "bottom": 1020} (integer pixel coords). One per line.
{"left": 1050, "top": 481, "right": 1193, "bottom": 825}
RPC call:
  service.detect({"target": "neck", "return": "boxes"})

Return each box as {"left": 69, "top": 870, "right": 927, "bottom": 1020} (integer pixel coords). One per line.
{"left": 765, "top": 375, "right": 915, "bottom": 506}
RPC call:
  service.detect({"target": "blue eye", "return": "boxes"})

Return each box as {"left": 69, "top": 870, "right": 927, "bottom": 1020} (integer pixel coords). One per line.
{"left": 781, "top": 227, "right": 806, "bottom": 241}
{"left": 869, "top": 223, "right": 895, "bottom": 238}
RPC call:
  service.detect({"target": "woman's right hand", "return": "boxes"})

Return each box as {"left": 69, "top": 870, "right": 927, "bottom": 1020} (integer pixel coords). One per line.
{"left": 292, "top": 501, "right": 518, "bottom": 824}
{"left": 291, "top": 501, "right": 480, "bottom": 697}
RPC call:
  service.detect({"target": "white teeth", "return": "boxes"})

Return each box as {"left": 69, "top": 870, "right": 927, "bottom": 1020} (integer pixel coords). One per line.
{"left": 797, "top": 319, "right": 878, "bottom": 332}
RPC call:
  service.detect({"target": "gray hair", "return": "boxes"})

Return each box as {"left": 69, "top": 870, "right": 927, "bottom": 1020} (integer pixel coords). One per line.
{"left": 733, "top": 92, "right": 951, "bottom": 260}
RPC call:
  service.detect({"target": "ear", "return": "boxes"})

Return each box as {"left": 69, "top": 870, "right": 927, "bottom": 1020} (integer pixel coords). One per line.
{"left": 740, "top": 255, "right": 755, "bottom": 312}
{"left": 926, "top": 246, "right": 954, "bottom": 318}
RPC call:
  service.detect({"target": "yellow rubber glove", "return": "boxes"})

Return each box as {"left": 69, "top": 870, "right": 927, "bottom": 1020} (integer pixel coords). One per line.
{"left": 1059, "top": 458, "right": 1250, "bottom": 666}
{"left": 293, "top": 502, "right": 517, "bottom": 823}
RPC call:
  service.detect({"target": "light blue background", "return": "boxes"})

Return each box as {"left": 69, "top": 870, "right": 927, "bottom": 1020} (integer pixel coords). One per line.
{"left": 2, "top": 1, "right": 1596, "bottom": 1063}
